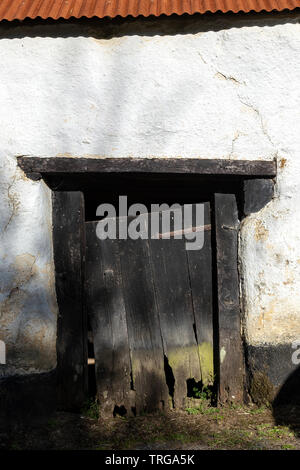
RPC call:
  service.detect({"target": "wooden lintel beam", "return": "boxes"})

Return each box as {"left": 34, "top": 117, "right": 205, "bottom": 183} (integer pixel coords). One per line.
{"left": 17, "top": 156, "right": 276, "bottom": 178}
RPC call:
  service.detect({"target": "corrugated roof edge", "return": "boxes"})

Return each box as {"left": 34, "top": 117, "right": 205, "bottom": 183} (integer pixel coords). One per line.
{"left": 1, "top": 9, "right": 300, "bottom": 21}
{"left": 0, "top": 0, "right": 300, "bottom": 23}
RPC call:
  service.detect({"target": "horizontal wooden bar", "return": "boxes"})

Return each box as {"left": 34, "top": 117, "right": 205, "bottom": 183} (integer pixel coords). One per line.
{"left": 17, "top": 156, "right": 276, "bottom": 177}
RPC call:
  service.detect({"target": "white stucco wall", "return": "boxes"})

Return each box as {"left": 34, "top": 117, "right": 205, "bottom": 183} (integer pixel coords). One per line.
{"left": 0, "top": 13, "right": 300, "bottom": 378}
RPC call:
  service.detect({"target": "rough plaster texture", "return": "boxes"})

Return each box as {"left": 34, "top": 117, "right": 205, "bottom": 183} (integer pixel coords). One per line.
{"left": 0, "top": 13, "right": 300, "bottom": 377}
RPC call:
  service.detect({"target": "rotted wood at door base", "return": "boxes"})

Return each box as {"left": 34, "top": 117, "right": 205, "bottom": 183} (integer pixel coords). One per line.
{"left": 85, "top": 204, "right": 214, "bottom": 415}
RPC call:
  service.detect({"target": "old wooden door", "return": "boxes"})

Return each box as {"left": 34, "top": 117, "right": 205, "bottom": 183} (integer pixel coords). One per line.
{"left": 85, "top": 203, "right": 214, "bottom": 415}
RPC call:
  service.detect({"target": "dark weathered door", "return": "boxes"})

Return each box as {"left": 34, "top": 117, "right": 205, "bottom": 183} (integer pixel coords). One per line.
{"left": 85, "top": 203, "right": 213, "bottom": 415}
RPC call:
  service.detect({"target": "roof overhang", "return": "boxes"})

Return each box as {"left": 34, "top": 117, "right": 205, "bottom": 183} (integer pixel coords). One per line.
{"left": 0, "top": 0, "right": 299, "bottom": 23}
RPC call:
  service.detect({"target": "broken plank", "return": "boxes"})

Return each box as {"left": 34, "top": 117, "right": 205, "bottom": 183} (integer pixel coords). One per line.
{"left": 118, "top": 229, "right": 168, "bottom": 414}
{"left": 186, "top": 202, "right": 214, "bottom": 386}
{"left": 148, "top": 209, "right": 202, "bottom": 409}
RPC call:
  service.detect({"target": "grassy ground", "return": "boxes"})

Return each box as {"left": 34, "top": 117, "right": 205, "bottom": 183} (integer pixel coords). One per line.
{"left": 2, "top": 402, "right": 300, "bottom": 450}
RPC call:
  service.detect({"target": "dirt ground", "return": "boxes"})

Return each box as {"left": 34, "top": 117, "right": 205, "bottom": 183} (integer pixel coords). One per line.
{"left": 1, "top": 402, "right": 300, "bottom": 451}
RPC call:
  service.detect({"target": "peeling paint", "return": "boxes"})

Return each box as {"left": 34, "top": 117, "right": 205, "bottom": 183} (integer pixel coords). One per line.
{"left": 247, "top": 297, "right": 300, "bottom": 345}
{"left": 279, "top": 158, "right": 287, "bottom": 169}
{"left": 254, "top": 220, "right": 269, "bottom": 242}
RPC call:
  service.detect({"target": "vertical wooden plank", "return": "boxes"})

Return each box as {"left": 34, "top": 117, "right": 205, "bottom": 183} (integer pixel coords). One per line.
{"left": 52, "top": 191, "right": 88, "bottom": 410}
{"left": 186, "top": 202, "right": 214, "bottom": 386}
{"left": 118, "top": 232, "right": 169, "bottom": 414}
{"left": 214, "top": 193, "right": 244, "bottom": 403}
{"left": 85, "top": 222, "right": 133, "bottom": 416}
{"left": 149, "top": 210, "right": 202, "bottom": 409}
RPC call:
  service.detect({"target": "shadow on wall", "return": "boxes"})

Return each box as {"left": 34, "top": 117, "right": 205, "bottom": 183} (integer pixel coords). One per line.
{"left": 0, "top": 369, "right": 57, "bottom": 431}
{"left": 0, "top": 10, "right": 299, "bottom": 40}
{"left": 273, "top": 365, "right": 300, "bottom": 437}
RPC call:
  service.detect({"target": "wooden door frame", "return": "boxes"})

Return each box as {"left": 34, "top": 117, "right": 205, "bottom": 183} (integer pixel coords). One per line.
{"left": 18, "top": 156, "right": 277, "bottom": 408}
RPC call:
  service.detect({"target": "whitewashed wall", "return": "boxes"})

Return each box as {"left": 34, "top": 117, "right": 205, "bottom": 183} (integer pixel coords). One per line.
{"left": 0, "top": 13, "right": 300, "bottom": 385}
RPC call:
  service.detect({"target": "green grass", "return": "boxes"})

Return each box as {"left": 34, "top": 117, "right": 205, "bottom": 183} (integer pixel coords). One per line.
{"left": 281, "top": 444, "right": 296, "bottom": 450}
{"left": 249, "top": 406, "right": 268, "bottom": 415}
{"left": 185, "top": 403, "right": 221, "bottom": 416}
{"left": 229, "top": 403, "right": 244, "bottom": 410}
{"left": 190, "top": 383, "right": 215, "bottom": 401}
{"left": 256, "top": 423, "right": 294, "bottom": 440}
{"left": 207, "top": 430, "right": 262, "bottom": 450}
{"left": 167, "top": 432, "right": 200, "bottom": 444}
{"left": 81, "top": 398, "right": 100, "bottom": 420}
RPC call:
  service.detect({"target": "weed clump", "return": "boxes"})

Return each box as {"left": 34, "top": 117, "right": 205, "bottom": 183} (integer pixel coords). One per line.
{"left": 81, "top": 398, "right": 100, "bottom": 420}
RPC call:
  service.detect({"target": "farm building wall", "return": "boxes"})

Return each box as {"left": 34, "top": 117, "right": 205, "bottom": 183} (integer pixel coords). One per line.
{"left": 0, "top": 12, "right": 300, "bottom": 405}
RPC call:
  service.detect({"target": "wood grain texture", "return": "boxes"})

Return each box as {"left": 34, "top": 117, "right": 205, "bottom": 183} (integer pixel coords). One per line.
{"left": 18, "top": 156, "right": 276, "bottom": 177}
{"left": 118, "top": 232, "right": 169, "bottom": 414}
{"left": 149, "top": 235, "right": 202, "bottom": 409}
{"left": 86, "top": 217, "right": 168, "bottom": 414}
{"left": 52, "top": 191, "right": 88, "bottom": 410}
{"left": 85, "top": 206, "right": 215, "bottom": 412}
{"left": 214, "top": 193, "right": 245, "bottom": 404}
{"left": 186, "top": 202, "right": 214, "bottom": 386}
{"left": 85, "top": 223, "right": 133, "bottom": 415}
{"left": 148, "top": 207, "right": 213, "bottom": 407}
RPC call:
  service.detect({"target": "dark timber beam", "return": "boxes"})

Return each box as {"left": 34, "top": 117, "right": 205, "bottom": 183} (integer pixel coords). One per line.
{"left": 52, "top": 191, "right": 88, "bottom": 410}
{"left": 17, "top": 156, "right": 276, "bottom": 178}
{"left": 214, "top": 193, "right": 245, "bottom": 404}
